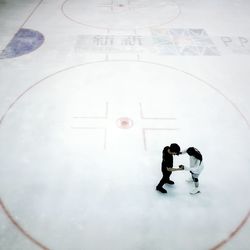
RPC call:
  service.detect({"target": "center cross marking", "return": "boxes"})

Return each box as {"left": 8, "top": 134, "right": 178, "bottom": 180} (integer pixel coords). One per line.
{"left": 71, "top": 102, "right": 178, "bottom": 150}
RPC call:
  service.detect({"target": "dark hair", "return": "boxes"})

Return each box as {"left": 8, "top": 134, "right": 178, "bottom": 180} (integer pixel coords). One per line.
{"left": 187, "top": 147, "right": 202, "bottom": 163}
{"left": 169, "top": 143, "right": 180, "bottom": 154}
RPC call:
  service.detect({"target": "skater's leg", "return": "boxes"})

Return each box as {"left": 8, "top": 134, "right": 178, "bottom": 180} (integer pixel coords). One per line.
{"left": 156, "top": 170, "right": 173, "bottom": 192}
{"left": 186, "top": 172, "right": 194, "bottom": 182}
{"left": 190, "top": 174, "right": 200, "bottom": 194}
{"left": 194, "top": 178, "right": 199, "bottom": 188}
{"left": 156, "top": 175, "right": 168, "bottom": 193}
{"left": 161, "top": 162, "right": 174, "bottom": 184}
{"left": 164, "top": 170, "right": 174, "bottom": 184}
{"left": 157, "top": 176, "right": 167, "bottom": 188}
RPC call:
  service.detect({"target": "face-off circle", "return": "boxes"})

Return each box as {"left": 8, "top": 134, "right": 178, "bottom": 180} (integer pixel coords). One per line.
{"left": 0, "top": 61, "right": 249, "bottom": 250}
{"left": 61, "top": 0, "right": 180, "bottom": 30}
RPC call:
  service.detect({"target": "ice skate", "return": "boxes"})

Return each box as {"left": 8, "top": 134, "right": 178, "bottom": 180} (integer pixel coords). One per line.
{"left": 165, "top": 179, "right": 175, "bottom": 185}
{"left": 156, "top": 186, "right": 167, "bottom": 193}
{"left": 189, "top": 187, "right": 200, "bottom": 195}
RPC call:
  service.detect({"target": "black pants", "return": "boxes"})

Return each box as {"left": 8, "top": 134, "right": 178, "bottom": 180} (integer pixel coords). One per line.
{"left": 157, "top": 164, "right": 172, "bottom": 188}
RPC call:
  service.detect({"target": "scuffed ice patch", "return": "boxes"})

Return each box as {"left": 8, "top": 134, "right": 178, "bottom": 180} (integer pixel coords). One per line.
{"left": 0, "top": 28, "right": 44, "bottom": 59}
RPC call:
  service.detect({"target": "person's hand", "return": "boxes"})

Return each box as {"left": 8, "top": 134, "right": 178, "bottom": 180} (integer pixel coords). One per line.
{"left": 179, "top": 165, "right": 184, "bottom": 170}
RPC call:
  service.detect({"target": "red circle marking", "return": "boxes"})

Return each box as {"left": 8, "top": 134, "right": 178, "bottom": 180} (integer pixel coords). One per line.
{"left": 0, "top": 60, "right": 249, "bottom": 250}
{"left": 116, "top": 117, "right": 133, "bottom": 129}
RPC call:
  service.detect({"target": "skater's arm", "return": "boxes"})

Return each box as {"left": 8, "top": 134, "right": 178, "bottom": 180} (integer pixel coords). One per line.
{"left": 179, "top": 149, "right": 187, "bottom": 155}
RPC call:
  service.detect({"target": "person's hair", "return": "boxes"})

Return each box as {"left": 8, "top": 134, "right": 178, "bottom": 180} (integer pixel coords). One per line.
{"left": 169, "top": 143, "right": 180, "bottom": 154}
{"left": 186, "top": 147, "right": 202, "bottom": 163}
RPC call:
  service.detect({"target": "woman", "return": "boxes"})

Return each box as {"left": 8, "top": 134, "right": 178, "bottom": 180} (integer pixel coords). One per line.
{"left": 180, "top": 147, "right": 204, "bottom": 195}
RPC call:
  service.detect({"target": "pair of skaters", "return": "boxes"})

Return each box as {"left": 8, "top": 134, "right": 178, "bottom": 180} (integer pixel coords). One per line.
{"left": 156, "top": 143, "right": 204, "bottom": 195}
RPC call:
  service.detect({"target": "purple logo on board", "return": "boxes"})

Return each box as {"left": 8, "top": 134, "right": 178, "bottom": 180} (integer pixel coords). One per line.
{"left": 0, "top": 28, "right": 44, "bottom": 59}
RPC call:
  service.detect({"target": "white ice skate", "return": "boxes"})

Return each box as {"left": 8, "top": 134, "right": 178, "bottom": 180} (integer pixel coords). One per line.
{"left": 189, "top": 187, "right": 200, "bottom": 195}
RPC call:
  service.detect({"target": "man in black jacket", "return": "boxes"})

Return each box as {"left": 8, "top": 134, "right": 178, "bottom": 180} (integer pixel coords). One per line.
{"left": 156, "top": 143, "right": 181, "bottom": 193}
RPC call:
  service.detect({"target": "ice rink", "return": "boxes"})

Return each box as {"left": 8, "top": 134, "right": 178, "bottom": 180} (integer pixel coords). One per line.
{"left": 0, "top": 0, "right": 250, "bottom": 249}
